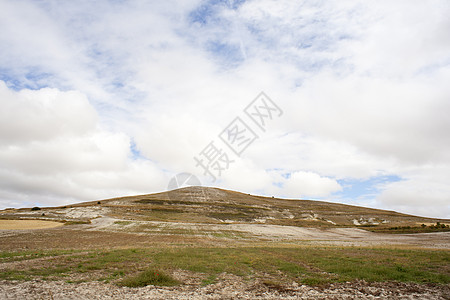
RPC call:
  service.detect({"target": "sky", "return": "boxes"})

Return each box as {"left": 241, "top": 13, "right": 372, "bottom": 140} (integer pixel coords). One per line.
{"left": 0, "top": 0, "right": 449, "bottom": 218}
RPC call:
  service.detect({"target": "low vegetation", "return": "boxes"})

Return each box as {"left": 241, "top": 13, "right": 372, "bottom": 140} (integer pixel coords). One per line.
{"left": 0, "top": 246, "right": 448, "bottom": 287}
{"left": 1, "top": 187, "right": 449, "bottom": 294}
{"left": 368, "top": 222, "right": 450, "bottom": 234}
{"left": 63, "top": 220, "right": 91, "bottom": 225}
{"left": 119, "top": 269, "right": 179, "bottom": 287}
{"left": 117, "top": 187, "right": 449, "bottom": 227}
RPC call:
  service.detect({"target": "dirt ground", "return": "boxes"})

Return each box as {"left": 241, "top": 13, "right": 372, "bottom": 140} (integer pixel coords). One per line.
{"left": 0, "top": 278, "right": 448, "bottom": 299}
{"left": 0, "top": 194, "right": 449, "bottom": 299}
{"left": 0, "top": 226, "right": 449, "bottom": 299}
{"left": 0, "top": 219, "right": 449, "bottom": 250}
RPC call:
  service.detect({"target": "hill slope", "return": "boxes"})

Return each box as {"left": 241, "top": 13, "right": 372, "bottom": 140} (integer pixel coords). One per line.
{"left": 3, "top": 186, "right": 447, "bottom": 229}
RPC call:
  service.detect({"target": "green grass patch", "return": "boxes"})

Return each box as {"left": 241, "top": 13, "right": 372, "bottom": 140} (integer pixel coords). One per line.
{"left": 113, "top": 221, "right": 133, "bottom": 226}
{"left": 0, "top": 249, "right": 78, "bottom": 262}
{"left": 0, "top": 270, "right": 31, "bottom": 281}
{"left": 1, "top": 246, "right": 448, "bottom": 286}
{"left": 201, "top": 274, "right": 217, "bottom": 286}
{"left": 207, "top": 212, "right": 253, "bottom": 221}
{"left": 367, "top": 222, "right": 450, "bottom": 234}
{"left": 119, "top": 269, "right": 179, "bottom": 287}
{"left": 64, "top": 220, "right": 91, "bottom": 225}
{"left": 28, "top": 266, "right": 70, "bottom": 277}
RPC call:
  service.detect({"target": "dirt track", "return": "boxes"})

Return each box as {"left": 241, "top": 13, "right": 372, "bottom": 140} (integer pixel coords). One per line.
{"left": 87, "top": 217, "right": 450, "bottom": 248}
{"left": 0, "top": 218, "right": 449, "bottom": 250}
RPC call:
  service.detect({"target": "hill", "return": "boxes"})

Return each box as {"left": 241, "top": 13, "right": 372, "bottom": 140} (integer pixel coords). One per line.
{"left": 0, "top": 186, "right": 449, "bottom": 298}
{"left": 3, "top": 186, "right": 447, "bottom": 229}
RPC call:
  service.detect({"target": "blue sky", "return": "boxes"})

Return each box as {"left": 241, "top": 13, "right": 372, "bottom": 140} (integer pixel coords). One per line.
{"left": 0, "top": 0, "right": 449, "bottom": 218}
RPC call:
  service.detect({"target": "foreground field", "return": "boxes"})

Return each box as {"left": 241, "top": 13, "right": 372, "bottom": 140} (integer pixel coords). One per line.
{"left": 1, "top": 187, "right": 449, "bottom": 299}
{"left": 0, "top": 246, "right": 449, "bottom": 299}
{"left": 1, "top": 246, "right": 449, "bottom": 285}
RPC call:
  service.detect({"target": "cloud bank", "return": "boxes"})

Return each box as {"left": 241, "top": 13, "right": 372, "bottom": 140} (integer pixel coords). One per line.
{"left": 0, "top": 0, "right": 449, "bottom": 217}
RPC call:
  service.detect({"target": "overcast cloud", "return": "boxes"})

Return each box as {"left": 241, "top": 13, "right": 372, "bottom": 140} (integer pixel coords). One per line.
{"left": 0, "top": 0, "right": 449, "bottom": 218}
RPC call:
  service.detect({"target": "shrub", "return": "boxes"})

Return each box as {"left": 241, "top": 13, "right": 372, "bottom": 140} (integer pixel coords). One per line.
{"left": 64, "top": 220, "right": 91, "bottom": 225}
{"left": 119, "top": 269, "right": 179, "bottom": 287}
{"left": 31, "top": 207, "right": 41, "bottom": 211}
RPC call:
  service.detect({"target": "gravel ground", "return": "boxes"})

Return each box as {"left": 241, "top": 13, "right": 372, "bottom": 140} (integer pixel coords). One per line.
{"left": 0, "top": 278, "right": 448, "bottom": 300}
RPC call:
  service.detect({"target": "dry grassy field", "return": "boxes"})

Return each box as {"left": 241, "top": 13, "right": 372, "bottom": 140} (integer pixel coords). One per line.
{"left": 0, "top": 220, "right": 64, "bottom": 230}
{"left": 1, "top": 187, "right": 449, "bottom": 299}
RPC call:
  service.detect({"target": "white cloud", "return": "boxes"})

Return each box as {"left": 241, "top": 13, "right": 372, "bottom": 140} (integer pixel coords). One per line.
{"left": 0, "top": 81, "right": 97, "bottom": 143}
{"left": 0, "top": 82, "right": 167, "bottom": 208}
{"left": 376, "top": 166, "right": 450, "bottom": 218}
{"left": 0, "top": 1, "right": 449, "bottom": 217}
{"left": 348, "top": 1, "right": 450, "bottom": 77}
{"left": 283, "top": 171, "right": 342, "bottom": 199}
{"left": 288, "top": 71, "right": 450, "bottom": 165}
{"left": 220, "top": 158, "right": 273, "bottom": 193}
